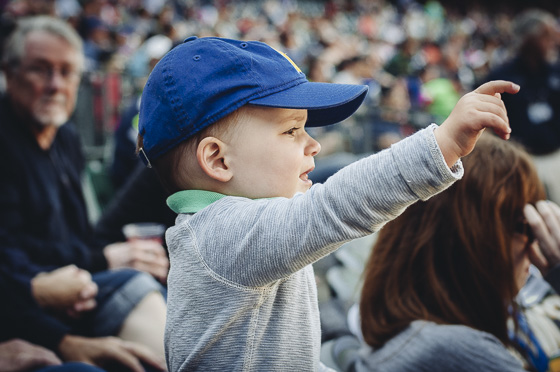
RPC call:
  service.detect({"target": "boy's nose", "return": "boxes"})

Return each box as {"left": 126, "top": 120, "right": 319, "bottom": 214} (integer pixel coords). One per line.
{"left": 306, "top": 134, "right": 321, "bottom": 157}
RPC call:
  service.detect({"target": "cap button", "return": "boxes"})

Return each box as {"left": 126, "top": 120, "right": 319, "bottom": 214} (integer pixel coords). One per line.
{"left": 183, "top": 36, "right": 198, "bottom": 43}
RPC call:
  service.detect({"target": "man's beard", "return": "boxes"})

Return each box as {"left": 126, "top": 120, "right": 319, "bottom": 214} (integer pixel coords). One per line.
{"left": 32, "top": 94, "right": 71, "bottom": 128}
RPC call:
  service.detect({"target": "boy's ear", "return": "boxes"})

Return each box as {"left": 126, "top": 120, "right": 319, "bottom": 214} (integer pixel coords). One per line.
{"left": 196, "top": 137, "right": 232, "bottom": 183}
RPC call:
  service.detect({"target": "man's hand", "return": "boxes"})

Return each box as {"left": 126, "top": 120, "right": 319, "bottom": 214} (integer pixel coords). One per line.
{"left": 31, "top": 265, "right": 98, "bottom": 316}
{"left": 525, "top": 200, "right": 560, "bottom": 275}
{"left": 435, "top": 80, "right": 520, "bottom": 167}
{"left": 104, "top": 240, "right": 169, "bottom": 282}
{"left": 59, "top": 335, "right": 166, "bottom": 372}
{"left": 0, "top": 339, "right": 61, "bottom": 372}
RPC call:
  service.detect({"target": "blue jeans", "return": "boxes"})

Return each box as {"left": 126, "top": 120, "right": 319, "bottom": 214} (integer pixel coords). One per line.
{"left": 37, "top": 362, "right": 105, "bottom": 371}
{"left": 70, "top": 268, "right": 166, "bottom": 337}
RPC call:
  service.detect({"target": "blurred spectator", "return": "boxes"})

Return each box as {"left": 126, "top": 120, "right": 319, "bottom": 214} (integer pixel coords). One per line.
{"left": 419, "top": 63, "right": 461, "bottom": 123}
{"left": 82, "top": 16, "right": 113, "bottom": 72}
{"left": 3, "top": 0, "right": 56, "bottom": 17}
{"left": 55, "top": 0, "right": 81, "bottom": 20}
{"left": 485, "top": 9, "right": 560, "bottom": 204}
{"left": 384, "top": 37, "right": 422, "bottom": 78}
{"left": 126, "top": 34, "right": 172, "bottom": 80}
{"left": 111, "top": 34, "right": 173, "bottom": 190}
{"left": 333, "top": 55, "right": 373, "bottom": 85}
{"left": 306, "top": 55, "right": 332, "bottom": 83}
{"left": 0, "top": 16, "right": 167, "bottom": 369}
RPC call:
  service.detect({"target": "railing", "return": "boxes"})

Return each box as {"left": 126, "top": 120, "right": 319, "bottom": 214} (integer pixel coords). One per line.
{"left": 72, "top": 71, "right": 139, "bottom": 162}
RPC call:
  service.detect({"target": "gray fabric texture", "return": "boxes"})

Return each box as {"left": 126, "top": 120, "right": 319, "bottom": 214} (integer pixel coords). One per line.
{"left": 354, "top": 320, "right": 526, "bottom": 372}
{"left": 165, "top": 125, "right": 463, "bottom": 371}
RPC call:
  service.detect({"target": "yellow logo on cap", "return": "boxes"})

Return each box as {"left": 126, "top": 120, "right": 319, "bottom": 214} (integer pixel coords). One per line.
{"left": 273, "top": 48, "right": 302, "bottom": 73}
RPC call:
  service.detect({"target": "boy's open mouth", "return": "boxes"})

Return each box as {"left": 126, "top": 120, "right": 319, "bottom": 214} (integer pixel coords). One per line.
{"left": 300, "top": 167, "right": 314, "bottom": 181}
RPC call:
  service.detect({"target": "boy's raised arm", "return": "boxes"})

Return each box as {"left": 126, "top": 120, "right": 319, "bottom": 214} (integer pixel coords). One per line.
{"left": 434, "top": 80, "right": 520, "bottom": 167}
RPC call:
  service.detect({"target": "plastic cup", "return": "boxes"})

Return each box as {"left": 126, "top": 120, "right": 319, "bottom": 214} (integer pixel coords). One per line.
{"left": 122, "top": 222, "right": 166, "bottom": 243}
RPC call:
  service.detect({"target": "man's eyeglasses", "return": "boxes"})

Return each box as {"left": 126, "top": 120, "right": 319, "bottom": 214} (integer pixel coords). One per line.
{"left": 20, "top": 63, "right": 81, "bottom": 83}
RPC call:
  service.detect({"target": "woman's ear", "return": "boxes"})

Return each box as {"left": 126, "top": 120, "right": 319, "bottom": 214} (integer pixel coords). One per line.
{"left": 196, "top": 137, "right": 232, "bottom": 183}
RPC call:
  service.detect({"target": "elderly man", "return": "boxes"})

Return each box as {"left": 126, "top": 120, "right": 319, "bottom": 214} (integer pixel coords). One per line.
{"left": 0, "top": 16, "right": 167, "bottom": 371}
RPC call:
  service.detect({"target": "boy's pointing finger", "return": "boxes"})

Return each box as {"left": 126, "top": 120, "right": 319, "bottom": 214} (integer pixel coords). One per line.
{"left": 474, "top": 80, "right": 520, "bottom": 96}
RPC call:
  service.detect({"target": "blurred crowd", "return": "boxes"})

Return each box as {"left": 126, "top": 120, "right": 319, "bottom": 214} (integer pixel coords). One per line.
{"left": 2, "top": 0, "right": 558, "bottom": 160}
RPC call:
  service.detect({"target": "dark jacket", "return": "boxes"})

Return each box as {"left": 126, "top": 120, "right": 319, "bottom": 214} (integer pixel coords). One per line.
{"left": 0, "top": 95, "right": 107, "bottom": 348}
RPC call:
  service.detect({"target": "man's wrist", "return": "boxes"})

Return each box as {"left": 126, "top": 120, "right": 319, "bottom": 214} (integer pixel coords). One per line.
{"left": 31, "top": 275, "right": 48, "bottom": 307}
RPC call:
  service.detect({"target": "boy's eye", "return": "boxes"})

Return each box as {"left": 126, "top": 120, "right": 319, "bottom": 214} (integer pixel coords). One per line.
{"left": 284, "top": 127, "right": 300, "bottom": 136}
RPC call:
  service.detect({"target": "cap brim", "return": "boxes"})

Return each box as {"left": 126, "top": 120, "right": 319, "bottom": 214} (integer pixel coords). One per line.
{"left": 248, "top": 82, "right": 368, "bottom": 127}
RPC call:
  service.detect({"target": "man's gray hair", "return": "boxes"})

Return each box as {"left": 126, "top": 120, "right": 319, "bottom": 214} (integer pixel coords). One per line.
{"left": 2, "top": 15, "right": 84, "bottom": 70}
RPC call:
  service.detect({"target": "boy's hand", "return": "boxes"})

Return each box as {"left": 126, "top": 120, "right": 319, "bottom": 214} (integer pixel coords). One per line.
{"left": 434, "top": 80, "right": 520, "bottom": 167}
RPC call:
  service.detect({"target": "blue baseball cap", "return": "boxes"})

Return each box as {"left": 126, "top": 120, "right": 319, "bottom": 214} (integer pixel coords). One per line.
{"left": 138, "top": 36, "right": 368, "bottom": 165}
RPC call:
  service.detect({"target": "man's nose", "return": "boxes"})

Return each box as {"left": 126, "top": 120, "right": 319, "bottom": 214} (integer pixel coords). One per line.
{"left": 46, "top": 70, "right": 66, "bottom": 91}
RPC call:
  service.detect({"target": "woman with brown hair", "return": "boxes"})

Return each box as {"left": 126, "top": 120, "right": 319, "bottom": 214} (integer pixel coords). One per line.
{"left": 356, "top": 134, "right": 560, "bottom": 371}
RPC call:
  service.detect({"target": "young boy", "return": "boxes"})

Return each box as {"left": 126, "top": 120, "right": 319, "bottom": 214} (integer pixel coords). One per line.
{"left": 137, "top": 36, "right": 519, "bottom": 371}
